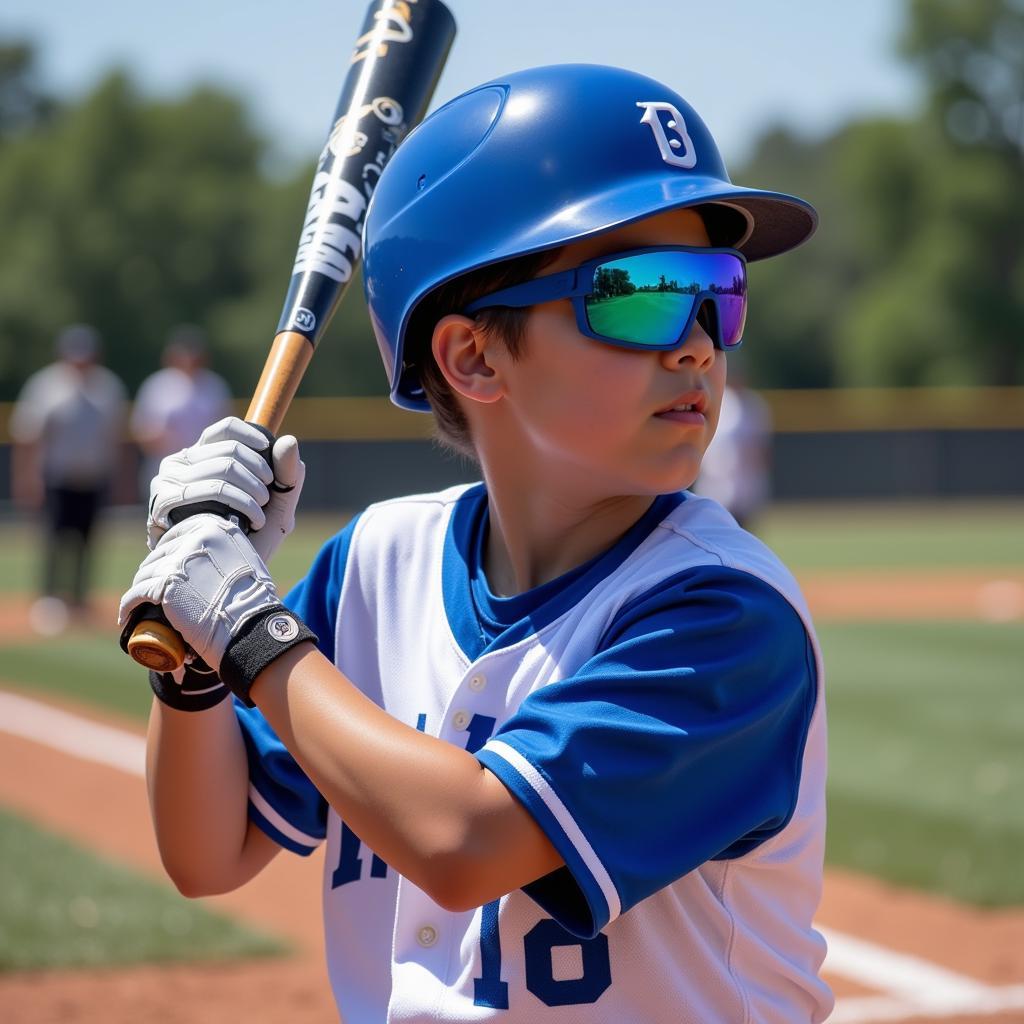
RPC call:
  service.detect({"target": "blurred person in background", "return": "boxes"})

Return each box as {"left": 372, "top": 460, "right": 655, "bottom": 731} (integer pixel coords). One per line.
{"left": 695, "top": 361, "right": 773, "bottom": 533}
{"left": 10, "top": 324, "right": 127, "bottom": 633}
{"left": 131, "top": 324, "right": 231, "bottom": 492}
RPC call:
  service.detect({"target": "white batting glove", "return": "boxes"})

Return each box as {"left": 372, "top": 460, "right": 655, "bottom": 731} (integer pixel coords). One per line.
{"left": 120, "top": 515, "right": 279, "bottom": 671}
{"left": 119, "top": 516, "right": 317, "bottom": 706}
{"left": 146, "top": 417, "right": 305, "bottom": 565}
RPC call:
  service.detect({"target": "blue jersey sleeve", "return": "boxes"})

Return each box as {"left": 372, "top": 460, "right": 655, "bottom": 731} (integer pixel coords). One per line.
{"left": 234, "top": 515, "right": 361, "bottom": 854}
{"left": 476, "top": 566, "right": 818, "bottom": 938}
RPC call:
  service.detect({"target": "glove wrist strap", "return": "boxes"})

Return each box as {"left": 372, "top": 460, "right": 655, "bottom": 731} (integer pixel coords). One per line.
{"left": 219, "top": 606, "right": 317, "bottom": 708}
{"left": 149, "top": 665, "right": 230, "bottom": 712}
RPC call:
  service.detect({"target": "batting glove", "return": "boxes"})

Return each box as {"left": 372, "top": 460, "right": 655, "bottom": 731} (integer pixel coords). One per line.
{"left": 119, "top": 515, "right": 316, "bottom": 706}
{"left": 146, "top": 416, "right": 306, "bottom": 566}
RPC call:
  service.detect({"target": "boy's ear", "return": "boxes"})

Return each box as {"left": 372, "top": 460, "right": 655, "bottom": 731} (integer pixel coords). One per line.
{"left": 431, "top": 314, "right": 505, "bottom": 404}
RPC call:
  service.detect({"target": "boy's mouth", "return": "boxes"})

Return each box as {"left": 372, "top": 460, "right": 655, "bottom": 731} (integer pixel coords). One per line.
{"left": 654, "top": 390, "right": 707, "bottom": 422}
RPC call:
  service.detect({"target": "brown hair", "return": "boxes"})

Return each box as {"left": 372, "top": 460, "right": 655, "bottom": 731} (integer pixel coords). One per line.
{"left": 404, "top": 248, "right": 564, "bottom": 460}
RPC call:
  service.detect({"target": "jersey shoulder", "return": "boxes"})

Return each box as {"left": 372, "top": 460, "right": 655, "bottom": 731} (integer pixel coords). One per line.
{"left": 627, "top": 492, "right": 813, "bottom": 630}
{"left": 348, "top": 481, "right": 481, "bottom": 556}
{"left": 663, "top": 493, "right": 801, "bottom": 586}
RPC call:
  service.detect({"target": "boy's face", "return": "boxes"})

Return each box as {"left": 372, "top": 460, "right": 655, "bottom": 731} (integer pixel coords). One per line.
{"left": 494, "top": 207, "right": 727, "bottom": 495}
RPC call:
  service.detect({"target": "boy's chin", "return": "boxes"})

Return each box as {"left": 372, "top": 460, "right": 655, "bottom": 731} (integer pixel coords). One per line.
{"left": 665, "top": 457, "right": 705, "bottom": 492}
{"left": 639, "top": 467, "right": 701, "bottom": 495}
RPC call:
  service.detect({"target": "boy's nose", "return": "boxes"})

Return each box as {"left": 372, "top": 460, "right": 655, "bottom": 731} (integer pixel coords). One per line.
{"left": 660, "top": 315, "right": 716, "bottom": 373}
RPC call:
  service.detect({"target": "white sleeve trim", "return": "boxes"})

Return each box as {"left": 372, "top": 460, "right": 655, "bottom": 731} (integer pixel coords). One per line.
{"left": 484, "top": 739, "right": 622, "bottom": 923}
{"left": 248, "top": 783, "right": 321, "bottom": 850}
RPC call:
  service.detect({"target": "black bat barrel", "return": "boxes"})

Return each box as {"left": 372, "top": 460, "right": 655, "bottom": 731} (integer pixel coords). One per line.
{"left": 276, "top": 0, "right": 456, "bottom": 346}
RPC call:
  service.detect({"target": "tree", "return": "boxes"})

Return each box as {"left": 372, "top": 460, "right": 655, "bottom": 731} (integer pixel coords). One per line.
{"left": 0, "top": 41, "right": 56, "bottom": 141}
{"left": 0, "top": 57, "right": 393, "bottom": 402}
{"left": 901, "top": 0, "right": 1024, "bottom": 156}
{"left": 0, "top": 69, "right": 292, "bottom": 398}
{"left": 736, "top": 0, "right": 1024, "bottom": 388}
{"left": 610, "top": 268, "right": 634, "bottom": 296}
{"left": 889, "top": 0, "right": 1024, "bottom": 384}
{"left": 734, "top": 125, "right": 858, "bottom": 388}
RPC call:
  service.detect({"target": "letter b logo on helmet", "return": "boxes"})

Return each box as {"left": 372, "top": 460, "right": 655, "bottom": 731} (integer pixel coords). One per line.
{"left": 362, "top": 64, "right": 817, "bottom": 411}
{"left": 636, "top": 101, "right": 698, "bottom": 169}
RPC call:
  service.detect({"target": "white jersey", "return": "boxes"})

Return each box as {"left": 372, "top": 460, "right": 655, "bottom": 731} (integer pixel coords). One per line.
{"left": 10, "top": 361, "right": 126, "bottom": 487}
{"left": 696, "top": 385, "right": 773, "bottom": 522}
{"left": 131, "top": 366, "right": 231, "bottom": 459}
{"left": 236, "top": 484, "right": 832, "bottom": 1023}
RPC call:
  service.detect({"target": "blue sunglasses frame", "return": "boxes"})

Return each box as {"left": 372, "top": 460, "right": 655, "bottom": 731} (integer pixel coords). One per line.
{"left": 463, "top": 245, "right": 747, "bottom": 351}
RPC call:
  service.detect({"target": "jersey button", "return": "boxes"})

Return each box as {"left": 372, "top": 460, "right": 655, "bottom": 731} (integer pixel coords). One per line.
{"left": 469, "top": 674, "right": 486, "bottom": 692}
{"left": 417, "top": 925, "right": 438, "bottom": 947}
{"left": 452, "top": 710, "right": 470, "bottom": 730}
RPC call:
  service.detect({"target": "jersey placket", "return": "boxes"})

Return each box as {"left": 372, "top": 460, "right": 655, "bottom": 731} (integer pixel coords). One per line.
{"left": 387, "top": 662, "right": 505, "bottom": 1020}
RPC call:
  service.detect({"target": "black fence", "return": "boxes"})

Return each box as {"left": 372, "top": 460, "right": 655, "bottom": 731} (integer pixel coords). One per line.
{"left": 279, "top": 429, "right": 1024, "bottom": 509}
{"left": 1, "top": 429, "right": 1022, "bottom": 512}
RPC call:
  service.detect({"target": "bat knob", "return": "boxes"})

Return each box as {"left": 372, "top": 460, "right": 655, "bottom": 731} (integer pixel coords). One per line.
{"left": 126, "top": 617, "right": 188, "bottom": 672}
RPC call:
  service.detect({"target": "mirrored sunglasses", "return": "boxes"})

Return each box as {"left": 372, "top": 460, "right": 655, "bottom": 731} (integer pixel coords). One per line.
{"left": 464, "top": 246, "right": 747, "bottom": 351}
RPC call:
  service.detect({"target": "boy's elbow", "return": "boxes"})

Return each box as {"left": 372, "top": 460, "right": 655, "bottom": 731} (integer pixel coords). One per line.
{"left": 409, "top": 802, "right": 557, "bottom": 912}
{"left": 413, "top": 836, "right": 501, "bottom": 913}
{"left": 419, "top": 858, "right": 489, "bottom": 914}
{"left": 171, "top": 875, "right": 216, "bottom": 900}
{"left": 162, "top": 859, "right": 244, "bottom": 900}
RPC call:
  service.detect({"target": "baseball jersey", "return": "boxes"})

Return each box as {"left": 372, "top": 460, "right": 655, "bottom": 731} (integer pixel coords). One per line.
{"left": 11, "top": 362, "right": 126, "bottom": 487}
{"left": 131, "top": 366, "right": 231, "bottom": 458}
{"left": 696, "top": 385, "right": 773, "bottom": 522}
{"left": 235, "top": 484, "right": 832, "bottom": 1023}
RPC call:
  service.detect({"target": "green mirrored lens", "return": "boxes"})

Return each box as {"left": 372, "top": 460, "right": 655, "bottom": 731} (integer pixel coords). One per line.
{"left": 586, "top": 291, "right": 695, "bottom": 346}
{"left": 584, "top": 250, "right": 745, "bottom": 347}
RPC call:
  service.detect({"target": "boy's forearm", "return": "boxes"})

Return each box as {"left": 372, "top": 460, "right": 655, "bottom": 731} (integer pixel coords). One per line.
{"left": 146, "top": 695, "right": 274, "bottom": 896}
{"left": 250, "top": 644, "right": 561, "bottom": 911}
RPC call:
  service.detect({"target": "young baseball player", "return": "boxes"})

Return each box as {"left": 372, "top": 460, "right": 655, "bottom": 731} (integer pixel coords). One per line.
{"left": 121, "top": 65, "right": 831, "bottom": 1022}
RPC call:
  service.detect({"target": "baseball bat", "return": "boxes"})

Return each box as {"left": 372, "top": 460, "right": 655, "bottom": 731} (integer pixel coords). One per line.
{"left": 124, "top": 0, "right": 456, "bottom": 672}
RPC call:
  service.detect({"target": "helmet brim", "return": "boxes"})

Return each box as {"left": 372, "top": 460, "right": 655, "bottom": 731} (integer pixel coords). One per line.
{"left": 503, "top": 174, "right": 818, "bottom": 265}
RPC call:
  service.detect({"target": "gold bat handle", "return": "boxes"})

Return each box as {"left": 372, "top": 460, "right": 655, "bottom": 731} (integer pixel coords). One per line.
{"left": 243, "top": 330, "right": 316, "bottom": 436}
{"left": 125, "top": 332, "right": 315, "bottom": 672}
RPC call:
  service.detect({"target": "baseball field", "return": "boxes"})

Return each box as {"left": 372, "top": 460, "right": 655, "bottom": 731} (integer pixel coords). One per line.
{"left": 0, "top": 499, "right": 1022, "bottom": 1023}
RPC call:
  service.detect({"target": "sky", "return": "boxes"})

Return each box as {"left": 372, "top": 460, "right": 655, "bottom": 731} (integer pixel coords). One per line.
{"left": 2, "top": 0, "right": 921, "bottom": 168}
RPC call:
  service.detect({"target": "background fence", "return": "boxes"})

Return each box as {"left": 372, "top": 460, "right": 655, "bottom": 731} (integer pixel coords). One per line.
{"left": 5, "top": 388, "right": 1020, "bottom": 511}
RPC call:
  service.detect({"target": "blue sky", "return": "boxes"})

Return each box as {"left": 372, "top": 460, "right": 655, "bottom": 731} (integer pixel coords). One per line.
{"left": 2, "top": 0, "right": 920, "bottom": 167}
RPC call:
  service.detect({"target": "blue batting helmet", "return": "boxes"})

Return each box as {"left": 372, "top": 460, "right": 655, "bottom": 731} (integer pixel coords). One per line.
{"left": 363, "top": 63, "right": 817, "bottom": 411}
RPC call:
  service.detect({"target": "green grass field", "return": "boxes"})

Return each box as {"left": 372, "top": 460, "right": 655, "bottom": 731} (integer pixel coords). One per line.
{"left": 1, "top": 500, "right": 1019, "bottom": 597}
{"left": 821, "top": 619, "right": 1024, "bottom": 905}
{"left": 0, "top": 500, "right": 1021, "bottom": 976}
{"left": 761, "top": 500, "right": 1024, "bottom": 569}
{"left": 0, "top": 511, "right": 350, "bottom": 599}
{"left": 0, "top": 631, "right": 153, "bottom": 719}
{"left": 0, "top": 807, "right": 284, "bottom": 971}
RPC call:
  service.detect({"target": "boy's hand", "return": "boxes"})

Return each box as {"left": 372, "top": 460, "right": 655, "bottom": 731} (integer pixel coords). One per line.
{"left": 120, "top": 515, "right": 281, "bottom": 674}
{"left": 146, "top": 416, "right": 305, "bottom": 565}
{"left": 119, "top": 515, "right": 316, "bottom": 707}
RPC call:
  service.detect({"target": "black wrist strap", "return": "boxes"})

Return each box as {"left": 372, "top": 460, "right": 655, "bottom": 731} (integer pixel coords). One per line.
{"left": 219, "top": 606, "right": 317, "bottom": 708}
{"left": 149, "top": 664, "right": 230, "bottom": 712}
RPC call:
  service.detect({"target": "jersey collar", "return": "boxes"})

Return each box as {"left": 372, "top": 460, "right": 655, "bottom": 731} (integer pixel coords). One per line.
{"left": 442, "top": 485, "right": 686, "bottom": 661}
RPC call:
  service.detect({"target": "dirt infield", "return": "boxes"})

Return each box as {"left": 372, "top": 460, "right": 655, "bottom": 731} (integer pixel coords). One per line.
{"left": 799, "top": 570, "right": 1024, "bottom": 623}
{"left": 0, "top": 566, "right": 1021, "bottom": 1022}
